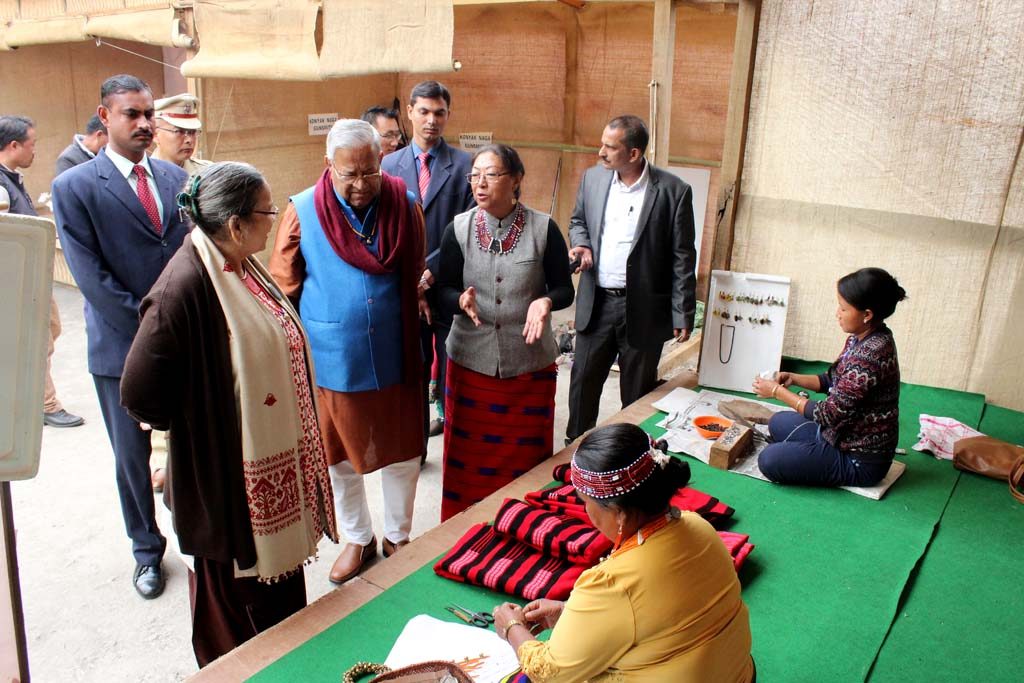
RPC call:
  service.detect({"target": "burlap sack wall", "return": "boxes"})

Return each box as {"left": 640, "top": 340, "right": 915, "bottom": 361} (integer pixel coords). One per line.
{"left": 398, "top": 1, "right": 735, "bottom": 243}
{"left": 0, "top": 40, "right": 165, "bottom": 200}
{"left": 199, "top": 74, "right": 400, "bottom": 261}
{"left": 199, "top": 2, "right": 735, "bottom": 263}
{"left": 732, "top": 0, "right": 1024, "bottom": 409}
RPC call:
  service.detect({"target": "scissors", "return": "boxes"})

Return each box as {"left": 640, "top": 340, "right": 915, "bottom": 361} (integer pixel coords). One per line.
{"left": 445, "top": 603, "right": 495, "bottom": 628}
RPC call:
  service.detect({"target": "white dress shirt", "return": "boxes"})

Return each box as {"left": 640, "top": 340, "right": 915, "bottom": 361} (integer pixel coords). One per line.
{"left": 597, "top": 161, "right": 649, "bottom": 289}
{"left": 74, "top": 134, "right": 97, "bottom": 159}
{"left": 104, "top": 147, "right": 164, "bottom": 223}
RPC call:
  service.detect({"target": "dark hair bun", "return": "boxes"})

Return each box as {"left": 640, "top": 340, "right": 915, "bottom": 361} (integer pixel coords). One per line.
{"left": 663, "top": 456, "right": 691, "bottom": 490}
{"left": 837, "top": 267, "right": 907, "bottom": 322}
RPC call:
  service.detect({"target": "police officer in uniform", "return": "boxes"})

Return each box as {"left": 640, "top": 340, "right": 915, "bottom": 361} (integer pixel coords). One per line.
{"left": 151, "top": 93, "right": 212, "bottom": 176}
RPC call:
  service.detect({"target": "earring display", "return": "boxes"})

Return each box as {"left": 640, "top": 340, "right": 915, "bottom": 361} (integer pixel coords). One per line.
{"left": 700, "top": 271, "right": 791, "bottom": 393}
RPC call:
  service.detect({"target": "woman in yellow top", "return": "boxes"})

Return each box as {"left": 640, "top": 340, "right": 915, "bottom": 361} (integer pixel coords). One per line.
{"left": 492, "top": 423, "right": 754, "bottom": 682}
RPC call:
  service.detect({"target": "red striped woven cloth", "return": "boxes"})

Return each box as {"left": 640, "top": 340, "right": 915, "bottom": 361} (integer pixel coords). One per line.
{"left": 493, "top": 498, "right": 612, "bottom": 565}
{"left": 434, "top": 522, "right": 587, "bottom": 600}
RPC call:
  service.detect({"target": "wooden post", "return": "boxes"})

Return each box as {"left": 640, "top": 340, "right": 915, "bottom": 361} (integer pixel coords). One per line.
{"left": 180, "top": 7, "right": 205, "bottom": 158}
{"left": 705, "top": 0, "right": 760, "bottom": 294}
{"left": 649, "top": 0, "right": 677, "bottom": 167}
{"left": 557, "top": 4, "right": 581, "bottom": 233}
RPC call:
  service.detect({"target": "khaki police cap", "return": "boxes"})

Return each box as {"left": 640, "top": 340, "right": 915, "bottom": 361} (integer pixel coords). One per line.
{"left": 154, "top": 93, "right": 203, "bottom": 130}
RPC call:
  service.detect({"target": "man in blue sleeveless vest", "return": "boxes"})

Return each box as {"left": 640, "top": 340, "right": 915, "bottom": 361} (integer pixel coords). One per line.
{"left": 270, "top": 119, "right": 427, "bottom": 584}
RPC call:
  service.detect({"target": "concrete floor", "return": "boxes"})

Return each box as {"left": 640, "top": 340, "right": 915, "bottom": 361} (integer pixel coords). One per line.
{"left": 11, "top": 284, "right": 627, "bottom": 682}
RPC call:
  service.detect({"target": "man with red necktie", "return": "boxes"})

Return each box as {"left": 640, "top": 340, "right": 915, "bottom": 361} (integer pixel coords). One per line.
{"left": 382, "top": 81, "right": 474, "bottom": 447}
{"left": 52, "top": 74, "right": 189, "bottom": 601}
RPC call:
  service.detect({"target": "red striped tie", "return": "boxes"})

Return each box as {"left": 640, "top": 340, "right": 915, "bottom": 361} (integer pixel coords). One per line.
{"left": 133, "top": 164, "right": 162, "bottom": 235}
{"left": 417, "top": 151, "right": 431, "bottom": 202}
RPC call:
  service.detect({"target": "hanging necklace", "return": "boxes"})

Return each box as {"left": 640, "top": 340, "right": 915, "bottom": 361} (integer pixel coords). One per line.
{"left": 475, "top": 204, "right": 525, "bottom": 255}
{"left": 349, "top": 209, "right": 377, "bottom": 245}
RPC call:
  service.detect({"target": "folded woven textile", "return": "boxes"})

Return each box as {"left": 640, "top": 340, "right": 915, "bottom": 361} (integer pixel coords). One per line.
{"left": 718, "top": 531, "right": 755, "bottom": 570}
{"left": 435, "top": 513, "right": 755, "bottom": 600}
{"left": 434, "top": 523, "right": 587, "bottom": 600}
{"left": 493, "top": 498, "right": 613, "bottom": 565}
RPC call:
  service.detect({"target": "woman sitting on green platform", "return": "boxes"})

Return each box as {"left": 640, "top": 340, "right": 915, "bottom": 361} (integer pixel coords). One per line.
{"left": 751, "top": 267, "right": 907, "bottom": 487}
{"left": 492, "top": 423, "right": 754, "bottom": 682}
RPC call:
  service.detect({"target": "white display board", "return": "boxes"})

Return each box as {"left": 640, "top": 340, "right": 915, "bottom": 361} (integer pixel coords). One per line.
{"left": 666, "top": 166, "right": 711, "bottom": 272}
{"left": 698, "top": 270, "right": 791, "bottom": 393}
{"left": 0, "top": 214, "right": 54, "bottom": 480}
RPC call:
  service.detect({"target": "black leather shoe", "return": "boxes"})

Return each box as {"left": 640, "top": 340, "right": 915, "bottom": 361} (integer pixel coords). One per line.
{"left": 133, "top": 564, "right": 165, "bottom": 599}
{"left": 43, "top": 409, "right": 85, "bottom": 428}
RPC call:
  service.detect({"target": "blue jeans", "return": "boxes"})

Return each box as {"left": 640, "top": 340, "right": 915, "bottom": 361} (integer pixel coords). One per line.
{"left": 757, "top": 411, "right": 891, "bottom": 487}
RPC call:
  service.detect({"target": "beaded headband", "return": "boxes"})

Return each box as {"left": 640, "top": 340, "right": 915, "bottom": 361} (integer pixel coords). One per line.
{"left": 571, "top": 436, "right": 663, "bottom": 499}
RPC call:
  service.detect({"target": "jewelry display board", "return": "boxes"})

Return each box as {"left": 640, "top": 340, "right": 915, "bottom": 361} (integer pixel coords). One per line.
{"left": 698, "top": 270, "right": 791, "bottom": 393}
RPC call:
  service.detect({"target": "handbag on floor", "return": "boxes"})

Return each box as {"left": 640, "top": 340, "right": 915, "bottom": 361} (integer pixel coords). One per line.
{"left": 342, "top": 661, "right": 474, "bottom": 683}
{"left": 1010, "top": 456, "right": 1024, "bottom": 504}
{"left": 953, "top": 436, "right": 1024, "bottom": 503}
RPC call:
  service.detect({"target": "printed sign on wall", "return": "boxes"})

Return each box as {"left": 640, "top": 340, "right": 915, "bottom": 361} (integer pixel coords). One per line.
{"left": 459, "top": 132, "right": 493, "bottom": 151}
{"left": 308, "top": 113, "right": 339, "bottom": 136}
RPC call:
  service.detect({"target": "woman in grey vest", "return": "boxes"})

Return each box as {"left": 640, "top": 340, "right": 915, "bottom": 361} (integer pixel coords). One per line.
{"left": 436, "top": 144, "right": 574, "bottom": 521}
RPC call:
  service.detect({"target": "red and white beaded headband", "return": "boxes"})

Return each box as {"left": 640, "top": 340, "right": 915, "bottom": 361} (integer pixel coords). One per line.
{"left": 571, "top": 436, "right": 662, "bottom": 499}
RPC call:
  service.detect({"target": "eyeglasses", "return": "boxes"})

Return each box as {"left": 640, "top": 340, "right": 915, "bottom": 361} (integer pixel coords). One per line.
{"left": 466, "top": 172, "right": 511, "bottom": 185}
{"left": 379, "top": 132, "right": 402, "bottom": 140}
{"left": 156, "top": 126, "right": 201, "bottom": 139}
{"left": 252, "top": 206, "right": 279, "bottom": 217}
{"left": 331, "top": 164, "right": 382, "bottom": 185}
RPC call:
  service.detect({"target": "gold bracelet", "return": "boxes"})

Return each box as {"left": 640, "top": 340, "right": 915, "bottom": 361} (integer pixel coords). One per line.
{"left": 502, "top": 620, "right": 525, "bottom": 640}
{"left": 771, "top": 385, "right": 779, "bottom": 399}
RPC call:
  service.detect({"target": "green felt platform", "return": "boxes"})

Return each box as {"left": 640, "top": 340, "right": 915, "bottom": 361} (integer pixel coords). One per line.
{"left": 250, "top": 562, "right": 506, "bottom": 682}
{"left": 250, "top": 373, "right": 990, "bottom": 683}
{"left": 636, "top": 374, "right": 985, "bottom": 682}
{"left": 867, "top": 403, "right": 1024, "bottom": 682}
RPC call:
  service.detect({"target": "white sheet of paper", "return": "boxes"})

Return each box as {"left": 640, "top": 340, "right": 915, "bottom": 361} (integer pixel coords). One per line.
{"left": 654, "top": 390, "right": 905, "bottom": 500}
{"left": 384, "top": 615, "right": 520, "bottom": 682}
{"left": 651, "top": 387, "right": 702, "bottom": 416}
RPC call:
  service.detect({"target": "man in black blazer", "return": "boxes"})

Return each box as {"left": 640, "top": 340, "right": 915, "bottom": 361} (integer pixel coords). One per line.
{"left": 54, "top": 114, "right": 107, "bottom": 177}
{"left": 52, "top": 75, "right": 190, "bottom": 599}
{"left": 565, "top": 115, "right": 697, "bottom": 443}
{"left": 381, "top": 81, "right": 474, "bottom": 444}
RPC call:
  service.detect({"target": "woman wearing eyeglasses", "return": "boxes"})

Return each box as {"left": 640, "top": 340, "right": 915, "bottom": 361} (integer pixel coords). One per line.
{"left": 436, "top": 144, "right": 574, "bottom": 521}
{"left": 120, "top": 162, "right": 338, "bottom": 666}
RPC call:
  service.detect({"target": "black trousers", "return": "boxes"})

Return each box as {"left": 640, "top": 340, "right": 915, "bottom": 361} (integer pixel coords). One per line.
{"left": 566, "top": 292, "right": 661, "bottom": 442}
{"left": 93, "top": 374, "right": 165, "bottom": 566}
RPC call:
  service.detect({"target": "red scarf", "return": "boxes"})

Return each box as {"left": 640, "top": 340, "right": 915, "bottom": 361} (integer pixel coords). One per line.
{"left": 311, "top": 168, "right": 426, "bottom": 403}
{"left": 313, "top": 167, "right": 411, "bottom": 274}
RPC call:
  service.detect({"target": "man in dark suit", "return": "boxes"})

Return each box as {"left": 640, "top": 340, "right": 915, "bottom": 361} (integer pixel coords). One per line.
{"left": 54, "top": 114, "right": 107, "bottom": 177}
{"left": 565, "top": 115, "right": 697, "bottom": 443}
{"left": 381, "top": 81, "right": 474, "bottom": 443}
{"left": 52, "top": 74, "right": 190, "bottom": 599}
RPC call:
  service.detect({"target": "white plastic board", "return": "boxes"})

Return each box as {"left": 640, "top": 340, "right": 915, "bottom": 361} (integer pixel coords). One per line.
{"left": 699, "top": 270, "right": 791, "bottom": 393}
{"left": 0, "top": 214, "right": 54, "bottom": 480}
{"left": 666, "top": 166, "right": 710, "bottom": 273}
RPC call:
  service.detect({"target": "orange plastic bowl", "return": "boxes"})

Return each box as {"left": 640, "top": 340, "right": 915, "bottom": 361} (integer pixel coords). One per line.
{"left": 693, "top": 415, "right": 733, "bottom": 440}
